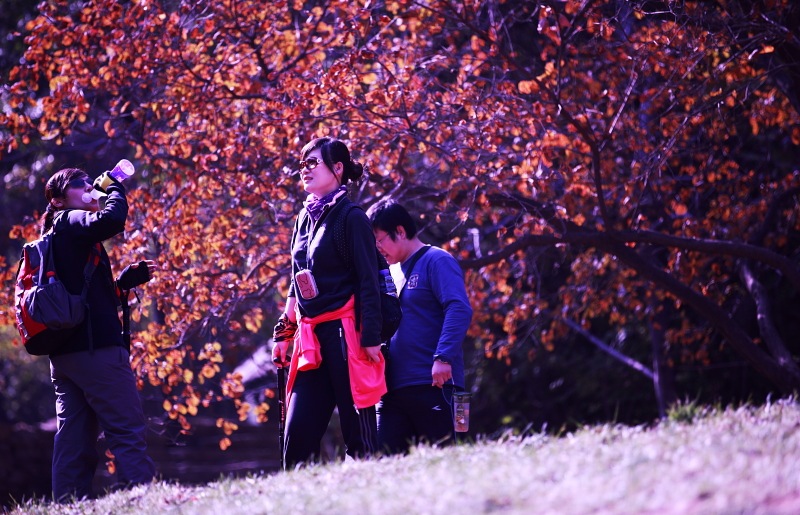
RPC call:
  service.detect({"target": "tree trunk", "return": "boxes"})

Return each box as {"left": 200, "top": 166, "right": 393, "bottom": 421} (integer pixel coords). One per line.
{"left": 739, "top": 262, "right": 800, "bottom": 375}
{"left": 648, "top": 300, "right": 678, "bottom": 417}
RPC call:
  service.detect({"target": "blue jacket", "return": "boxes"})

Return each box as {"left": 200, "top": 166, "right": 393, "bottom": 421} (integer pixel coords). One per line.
{"left": 387, "top": 246, "right": 473, "bottom": 390}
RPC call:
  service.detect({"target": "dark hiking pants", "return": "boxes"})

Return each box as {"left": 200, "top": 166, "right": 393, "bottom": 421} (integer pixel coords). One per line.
{"left": 50, "top": 346, "right": 154, "bottom": 501}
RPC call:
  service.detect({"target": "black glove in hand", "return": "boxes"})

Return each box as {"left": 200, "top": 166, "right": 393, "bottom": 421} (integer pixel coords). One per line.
{"left": 117, "top": 261, "right": 151, "bottom": 290}
{"left": 273, "top": 313, "right": 298, "bottom": 343}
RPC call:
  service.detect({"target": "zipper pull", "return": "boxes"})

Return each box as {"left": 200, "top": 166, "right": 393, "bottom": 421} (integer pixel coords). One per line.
{"left": 340, "top": 327, "right": 347, "bottom": 362}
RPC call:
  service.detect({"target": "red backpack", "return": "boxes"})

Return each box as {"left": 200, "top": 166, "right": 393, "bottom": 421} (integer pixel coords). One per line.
{"left": 14, "top": 231, "right": 100, "bottom": 355}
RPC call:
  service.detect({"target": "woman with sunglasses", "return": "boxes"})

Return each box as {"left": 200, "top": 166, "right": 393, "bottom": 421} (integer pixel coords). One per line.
{"left": 271, "top": 137, "right": 385, "bottom": 468}
{"left": 41, "top": 167, "right": 155, "bottom": 501}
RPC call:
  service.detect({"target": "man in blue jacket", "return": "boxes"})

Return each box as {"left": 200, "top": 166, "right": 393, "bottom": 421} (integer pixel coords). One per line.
{"left": 367, "top": 200, "right": 473, "bottom": 454}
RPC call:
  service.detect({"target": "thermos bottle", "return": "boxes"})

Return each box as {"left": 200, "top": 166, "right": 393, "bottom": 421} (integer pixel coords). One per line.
{"left": 453, "top": 391, "right": 470, "bottom": 432}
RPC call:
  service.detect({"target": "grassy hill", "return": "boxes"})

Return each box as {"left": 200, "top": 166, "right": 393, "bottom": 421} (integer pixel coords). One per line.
{"left": 9, "top": 400, "right": 800, "bottom": 514}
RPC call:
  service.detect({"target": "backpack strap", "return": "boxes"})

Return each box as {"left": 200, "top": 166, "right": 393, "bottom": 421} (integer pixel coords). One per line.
{"left": 50, "top": 214, "right": 102, "bottom": 351}
{"left": 79, "top": 244, "right": 101, "bottom": 352}
{"left": 328, "top": 200, "right": 370, "bottom": 331}
{"left": 35, "top": 233, "right": 54, "bottom": 287}
{"left": 331, "top": 200, "right": 358, "bottom": 266}
{"left": 47, "top": 218, "right": 102, "bottom": 301}
{"left": 80, "top": 244, "right": 102, "bottom": 300}
{"left": 399, "top": 245, "right": 431, "bottom": 298}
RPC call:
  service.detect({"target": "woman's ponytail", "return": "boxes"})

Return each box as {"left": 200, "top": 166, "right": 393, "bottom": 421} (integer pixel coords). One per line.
{"left": 301, "top": 137, "right": 365, "bottom": 186}
{"left": 344, "top": 159, "right": 365, "bottom": 185}
{"left": 40, "top": 203, "right": 58, "bottom": 236}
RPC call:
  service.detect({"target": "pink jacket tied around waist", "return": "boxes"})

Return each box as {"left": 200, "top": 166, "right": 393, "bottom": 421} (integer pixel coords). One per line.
{"left": 285, "top": 296, "right": 386, "bottom": 409}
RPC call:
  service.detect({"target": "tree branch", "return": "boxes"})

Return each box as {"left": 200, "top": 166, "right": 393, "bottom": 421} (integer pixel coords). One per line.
{"left": 615, "top": 229, "right": 800, "bottom": 293}
{"left": 544, "top": 311, "right": 655, "bottom": 380}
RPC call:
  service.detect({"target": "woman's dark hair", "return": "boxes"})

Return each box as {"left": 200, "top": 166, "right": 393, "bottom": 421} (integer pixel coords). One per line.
{"left": 366, "top": 199, "right": 418, "bottom": 240}
{"left": 301, "top": 137, "right": 364, "bottom": 185}
{"left": 40, "top": 168, "right": 87, "bottom": 235}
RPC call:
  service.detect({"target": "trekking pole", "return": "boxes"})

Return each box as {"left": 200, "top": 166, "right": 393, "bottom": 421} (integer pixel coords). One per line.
{"left": 273, "top": 356, "right": 289, "bottom": 470}
{"left": 120, "top": 289, "right": 131, "bottom": 348}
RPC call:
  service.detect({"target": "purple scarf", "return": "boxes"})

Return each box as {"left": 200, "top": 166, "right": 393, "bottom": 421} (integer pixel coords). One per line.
{"left": 304, "top": 186, "right": 347, "bottom": 222}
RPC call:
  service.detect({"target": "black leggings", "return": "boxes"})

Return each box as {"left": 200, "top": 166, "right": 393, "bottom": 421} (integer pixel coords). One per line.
{"left": 283, "top": 320, "right": 378, "bottom": 468}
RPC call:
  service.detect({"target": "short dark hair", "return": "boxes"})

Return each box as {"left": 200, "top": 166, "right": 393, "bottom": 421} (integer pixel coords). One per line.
{"left": 367, "top": 199, "right": 417, "bottom": 240}
{"left": 301, "top": 137, "right": 364, "bottom": 185}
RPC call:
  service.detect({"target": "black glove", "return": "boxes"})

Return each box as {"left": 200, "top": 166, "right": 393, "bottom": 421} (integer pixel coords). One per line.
{"left": 117, "top": 261, "right": 151, "bottom": 290}
{"left": 273, "top": 313, "right": 298, "bottom": 343}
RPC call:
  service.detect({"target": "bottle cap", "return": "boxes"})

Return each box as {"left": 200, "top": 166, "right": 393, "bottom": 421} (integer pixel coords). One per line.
{"left": 108, "top": 159, "right": 135, "bottom": 179}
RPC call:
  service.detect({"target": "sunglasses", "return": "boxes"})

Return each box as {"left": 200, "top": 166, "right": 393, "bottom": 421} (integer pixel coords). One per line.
{"left": 299, "top": 157, "right": 323, "bottom": 171}
{"left": 66, "top": 178, "right": 92, "bottom": 189}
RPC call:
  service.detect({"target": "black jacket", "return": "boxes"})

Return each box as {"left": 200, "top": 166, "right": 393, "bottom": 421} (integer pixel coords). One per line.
{"left": 49, "top": 183, "right": 128, "bottom": 355}
{"left": 290, "top": 198, "right": 382, "bottom": 347}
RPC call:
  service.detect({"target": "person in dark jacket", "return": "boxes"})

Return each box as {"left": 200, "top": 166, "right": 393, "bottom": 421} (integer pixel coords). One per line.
{"left": 271, "top": 137, "right": 385, "bottom": 468}
{"left": 41, "top": 167, "right": 155, "bottom": 501}
{"left": 367, "top": 200, "right": 473, "bottom": 454}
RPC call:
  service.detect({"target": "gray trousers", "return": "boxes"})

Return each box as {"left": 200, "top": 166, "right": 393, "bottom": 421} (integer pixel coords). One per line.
{"left": 50, "top": 346, "right": 154, "bottom": 501}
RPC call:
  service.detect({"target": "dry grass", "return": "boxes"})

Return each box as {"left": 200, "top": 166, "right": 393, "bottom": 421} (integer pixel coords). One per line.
{"left": 10, "top": 399, "right": 800, "bottom": 514}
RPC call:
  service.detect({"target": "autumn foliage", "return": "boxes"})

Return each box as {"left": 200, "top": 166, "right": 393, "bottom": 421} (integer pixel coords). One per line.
{"left": 1, "top": 0, "right": 799, "bottom": 439}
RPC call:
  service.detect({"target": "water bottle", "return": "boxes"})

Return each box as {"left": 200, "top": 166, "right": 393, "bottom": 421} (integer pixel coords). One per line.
{"left": 85, "top": 159, "right": 135, "bottom": 200}
{"left": 453, "top": 391, "right": 470, "bottom": 432}
{"left": 380, "top": 269, "right": 398, "bottom": 297}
